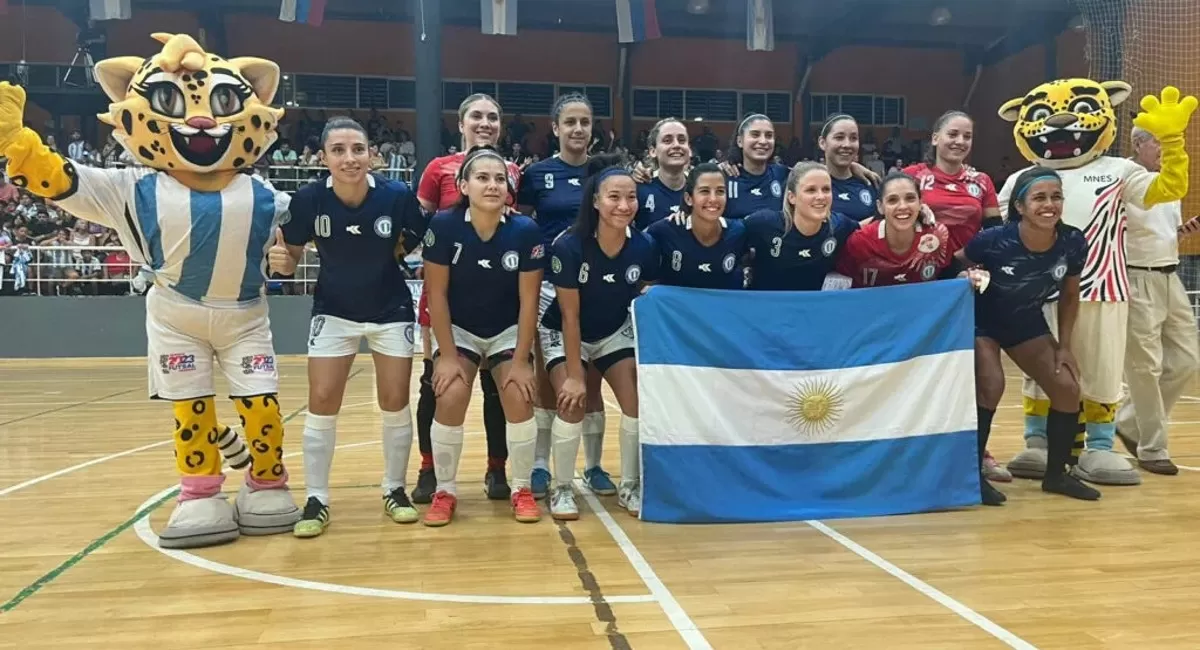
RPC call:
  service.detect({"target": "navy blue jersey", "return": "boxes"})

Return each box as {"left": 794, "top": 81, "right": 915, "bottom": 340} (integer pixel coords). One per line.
{"left": 725, "top": 163, "right": 790, "bottom": 219}
{"left": 421, "top": 208, "right": 544, "bottom": 338}
{"left": 283, "top": 174, "right": 426, "bottom": 323}
{"left": 542, "top": 228, "right": 658, "bottom": 342}
{"left": 964, "top": 221, "right": 1087, "bottom": 321}
{"left": 635, "top": 177, "right": 686, "bottom": 230}
{"left": 831, "top": 175, "right": 878, "bottom": 222}
{"left": 517, "top": 156, "right": 588, "bottom": 253}
{"left": 743, "top": 209, "right": 859, "bottom": 291}
{"left": 645, "top": 216, "right": 747, "bottom": 290}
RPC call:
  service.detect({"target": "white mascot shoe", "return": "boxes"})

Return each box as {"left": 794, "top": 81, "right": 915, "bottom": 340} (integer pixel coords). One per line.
{"left": 1006, "top": 436, "right": 1047, "bottom": 479}
{"left": 234, "top": 484, "right": 301, "bottom": 536}
{"left": 1074, "top": 448, "right": 1142, "bottom": 486}
{"left": 158, "top": 496, "right": 240, "bottom": 549}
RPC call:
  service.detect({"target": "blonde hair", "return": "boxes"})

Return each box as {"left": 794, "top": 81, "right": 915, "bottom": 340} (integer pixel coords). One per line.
{"left": 781, "top": 161, "right": 828, "bottom": 234}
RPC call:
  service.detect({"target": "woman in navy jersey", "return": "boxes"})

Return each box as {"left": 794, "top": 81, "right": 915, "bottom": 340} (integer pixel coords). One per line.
{"left": 421, "top": 146, "right": 545, "bottom": 527}
{"left": 646, "top": 163, "right": 746, "bottom": 290}
{"left": 957, "top": 166, "right": 1099, "bottom": 504}
{"left": 634, "top": 118, "right": 691, "bottom": 229}
{"left": 744, "top": 162, "right": 859, "bottom": 290}
{"left": 819, "top": 114, "right": 879, "bottom": 223}
{"left": 271, "top": 117, "right": 428, "bottom": 538}
{"left": 721, "top": 114, "right": 791, "bottom": 219}
{"left": 516, "top": 93, "right": 616, "bottom": 500}
{"left": 539, "top": 155, "right": 657, "bottom": 519}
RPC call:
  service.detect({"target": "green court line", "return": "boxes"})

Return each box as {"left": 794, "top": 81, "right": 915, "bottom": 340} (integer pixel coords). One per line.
{"left": 0, "top": 400, "right": 312, "bottom": 614}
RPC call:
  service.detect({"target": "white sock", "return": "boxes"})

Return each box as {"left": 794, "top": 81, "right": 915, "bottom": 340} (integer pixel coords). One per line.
{"left": 533, "top": 407, "right": 555, "bottom": 471}
{"left": 618, "top": 414, "right": 639, "bottom": 485}
{"left": 506, "top": 416, "right": 537, "bottom": 491}
{"left": 552, "top": 416, "right": 583, "bottom": 487}
{"left": 302, "top": 413, "right": 338, "bottom": 505}
{"left": 380, "top": 406, "right": 413, "bottom": 494}
{"left": 431, "top": 420, "right": 464, "bottom": 496}
{"left": 583, "top": 411, "right": 606, "bottom": 469}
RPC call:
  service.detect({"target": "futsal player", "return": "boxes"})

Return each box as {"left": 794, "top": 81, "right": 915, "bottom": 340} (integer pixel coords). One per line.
{"left": 819, "top": 114, "right": 879, "bottom": 223}
{"left": 539, "top": 155, "right": 657, "bottom": 519}
{"left": 957, "top": 166, "right": 1100, "bottom": 503}
{"left": 414, "top": 93, "right": 523, "bottom": 503}
{"left": 421, "top": 146, "right": 544, "bottom": 526}
{"left": 634, "top": 118, "right": 691, "bottom": 229}
{"left": 645, "top": 162, "right": 747, "bottom": 289}
{"left": 744, "top": 162, "right": 859, "bottom": 290}
{"left": 270, "top": 117, "right": 428, "bottom": 537}
{"left": 516, "top": 93, "right": 615, "bottom": 500}
{"left": 903, "top": 110, "right": 1008, "bottom": 482}
{"left": 722, "top": 114, "right": 790, "bottom": 219}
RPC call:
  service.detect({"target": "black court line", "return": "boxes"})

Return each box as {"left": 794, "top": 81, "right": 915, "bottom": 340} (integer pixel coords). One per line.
{"left": 555, "top": 519, "right": 632, "bottom": 650}
{"left": 0, "top": 388, "right": 140, "bottom": 428}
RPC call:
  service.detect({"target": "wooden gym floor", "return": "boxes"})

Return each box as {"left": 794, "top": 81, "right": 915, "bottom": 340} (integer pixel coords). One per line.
{"left": 1, "top": 356, "right": 1198, "bottom": 650}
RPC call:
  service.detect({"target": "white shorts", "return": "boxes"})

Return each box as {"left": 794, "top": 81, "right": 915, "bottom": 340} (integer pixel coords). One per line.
{"left": 1022, "top": 300, "right": 1129, "bottom": 404}
{"left": 540, "top": 316, "right": 636, "bottom": 374}
{"left": 539, "top": 281, "right": 556, "bottom": 320}
{"left": 432, "top": 324, "right": 519, "bottom": 367}
{"left": 308, "top": 314, "right": 415, "bottom": 358}
{"left": 145, "top": 286, "right": 279, "bottom": 401}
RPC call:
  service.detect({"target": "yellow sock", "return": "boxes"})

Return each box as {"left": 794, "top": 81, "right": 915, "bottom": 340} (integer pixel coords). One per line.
{"left": 173, "top": 397, "right": 221, "bottom": 477}
{"left": 233, "top": 394, "right": 287, "bottom": 485}
{"left": 1022, "top": 397, "right": 1050, "bottom": 417}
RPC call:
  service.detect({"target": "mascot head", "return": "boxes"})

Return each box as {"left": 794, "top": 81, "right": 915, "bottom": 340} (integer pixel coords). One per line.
{"left": 92, "top": 33, "right": 284, "bottom": 174}
{"left": 998, "top": 78, "right": 1132, "bottom": 170}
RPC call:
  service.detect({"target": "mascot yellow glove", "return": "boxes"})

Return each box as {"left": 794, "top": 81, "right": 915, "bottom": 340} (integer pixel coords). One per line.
{"left": 1135, "top": 86, "right": 1197, "bottom": 206}
{"left": 0, "top": 82, "right": 27, "bottom": 154}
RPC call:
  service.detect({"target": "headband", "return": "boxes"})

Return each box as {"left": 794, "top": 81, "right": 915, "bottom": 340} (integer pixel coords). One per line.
{"left": 821, "top": 113, "right": 854, "bottom": 136}
{"left": 738, "top": 113, "right": 770, "bottom": 133}
{"left": 457, "top": 149, "right": 508, "bottom": 182}
{"left": 1014, "top": 174, "right": 1060, "bottom": 200}
{"left": 595, "top": 166, "right": 631, "bottom": 186}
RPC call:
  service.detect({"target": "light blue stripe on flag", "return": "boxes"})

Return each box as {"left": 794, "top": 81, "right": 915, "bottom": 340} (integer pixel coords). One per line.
{"left": 174, "top": 192, "right": 223, "bottom": 301}
{"left": 615, "top": 0, "right": 660, "bottom": 43}
{"left": 134, "top": 174, "right": 164, "bottom": 270}
{"left": 632, "top": 280, "right": 980, "bottom": 524}
{"left": 239, "top": 180, "right": 278, "bottom": 302}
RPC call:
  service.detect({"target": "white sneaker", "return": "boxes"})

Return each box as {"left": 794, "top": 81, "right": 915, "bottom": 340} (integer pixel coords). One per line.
{"left": 550, "top": 485, "right": 579, "bottom": 521}
{"left": 617, "top": 480, "right": 641, "bottom": 517}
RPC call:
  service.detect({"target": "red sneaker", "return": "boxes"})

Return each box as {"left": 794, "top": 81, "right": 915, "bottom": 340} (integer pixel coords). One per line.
{"left": 422, "top": 491, "right": 457, "bottom": 527}
{"left": 511, "top": 487, "right": 541, "bottom": 523}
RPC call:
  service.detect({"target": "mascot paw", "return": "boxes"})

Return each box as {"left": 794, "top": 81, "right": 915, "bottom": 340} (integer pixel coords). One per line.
{"left": 234, "top": 484, "right": 301, "bottom": 536}
{"left": 1007, "top": 439, "right": 1047, "bottom": 479}
{"left": 1073, "top": 449, "right": 1142, "bottom": 486}
{"left": 158, "top": 496, "right": 240, "bottom": 549}
{"left": 0, "top": 81, "right": 28, "bottom": 151}
{"left": 1133, "top": 86, "right": 1198, "bottom": 140}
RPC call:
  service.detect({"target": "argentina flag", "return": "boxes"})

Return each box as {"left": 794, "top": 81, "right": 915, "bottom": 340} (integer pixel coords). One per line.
{"left": 632, "top": 280, "right": 980, "bottom": 524}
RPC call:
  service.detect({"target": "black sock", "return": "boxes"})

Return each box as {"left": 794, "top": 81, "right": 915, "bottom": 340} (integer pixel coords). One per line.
{"left": 1045, "top": 408, "right": 1079, "bottom": 479}
{"left": 479, "top": 369, "right": 508, "bottom": 463}
{"left": 976, "top": 406, "right": 995, "bottom": 466}
{"left": 416, "top": 359, "right": 435, "bottom": 461}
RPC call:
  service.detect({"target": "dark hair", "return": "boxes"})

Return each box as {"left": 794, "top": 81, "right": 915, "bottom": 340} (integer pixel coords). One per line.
{"left": 454, "top": 145, "right": 512, "bottom": 210}
{"left": 1006, "top": 165, "right": 1062, "bottom": 222}
{"left": 819, "top": 114, "right": 856, "bottom": 139}
{"left": 319, "top": 116, "right": 368, "bottom": 150}
{"left": 645, "top": 117, "right": 688, "bottom": 170}
{"left": 726, "top": 113, "right": 772, "bottom": 166}
{"left": 681, "top": 162, "right": 727, "bottom": 215}
{"left": 924, "top": 110, "right": 974, "bottom": 165}
{"left": 876, "top": 171, "right": 933, "bottom": 225}
{"left": 552, "top": 92, "right": 593, "bottom": 124}
{"left": 571, "top": 153, "right": 631, "bottom": 235}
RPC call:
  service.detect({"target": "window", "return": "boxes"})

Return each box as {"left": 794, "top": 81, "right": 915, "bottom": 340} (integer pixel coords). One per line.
{"left": 810, "top": 93, "right": 905, "bottom": 127}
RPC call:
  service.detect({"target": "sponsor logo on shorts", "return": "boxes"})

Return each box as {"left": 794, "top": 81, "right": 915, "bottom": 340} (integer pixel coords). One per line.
{"left": 309, "top": 315, "right": 327, "bottom": 346}
{"left": 405, "top": 324, "right": 415, "bottom": 344}
{"left": 241, "top": 354, "right": 276, "bottom": 375}
{"left": 160, "top": 353, "right": 196, "bottom": 374}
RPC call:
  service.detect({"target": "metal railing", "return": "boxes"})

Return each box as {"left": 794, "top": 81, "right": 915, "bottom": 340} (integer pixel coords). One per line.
{"left": 262, "top": 165, "right": 415, "bottom": 193}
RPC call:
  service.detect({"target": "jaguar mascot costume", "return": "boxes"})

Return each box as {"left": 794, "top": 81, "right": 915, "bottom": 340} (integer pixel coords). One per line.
{"left": 0, "top": 33, "right": 301, "bottom": 547}
{"left": 996, "top": 79, "right": 1196, "bottom": 486}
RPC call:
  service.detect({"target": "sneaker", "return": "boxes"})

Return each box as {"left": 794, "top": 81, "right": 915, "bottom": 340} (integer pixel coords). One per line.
{"left": 511, "top": 487, "right": 541, "bottom": 523}
{"left": 582, "top": 466, "right": 617, "bottom": 496}
{"left": 1043, "top": 473, "right": 1101, "bottom": 501}
{"left": 980, "top": 477, "right": 1007, "bottom": 506}
{"left": 617, "top": 481, "right": 641, "bottom": 517}
{"left": 550, "top": 485, "right": 579, "bottom": 521}
{"left": 293, "top": 497, "right": 330, "bottom": 538}
{"left": 485, "top": 467, "right": 510, "bottom": 500}
{"left": 982, "top": 450, "right": 1013, "bottom": 483}
{"left": 423, "top": 491, "right": 458, "bottom": 527}
{"left": 412, "top": 467, "right": 436, "bottom": 504}
{"left": 383, "top": 487, "right": 419, "bottom": 524}
{"left": 530, "top": 467, "right": 552, "bottom": 500}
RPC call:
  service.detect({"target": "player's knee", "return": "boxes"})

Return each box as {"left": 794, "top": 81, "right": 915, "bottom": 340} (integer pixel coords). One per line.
{"left": 438, "top": 378, "right": 472, "bottom": 411}
{"left": 376, "top": 389, "right": 409, "bottom": 413}
{"left": 307, "top": 380, "right": 346, "bottom": 414}
{"left": 1046, "top": 373, "right": 1081, "bottom": 410}
{"left": 500, "top": 382, "right": 534, "bottom": 420}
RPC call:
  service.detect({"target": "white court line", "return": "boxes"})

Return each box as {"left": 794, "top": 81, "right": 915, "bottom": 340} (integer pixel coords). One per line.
{"left": 131, "top": 440, "right": 657, "bottom": 606}
{"left": 0, "top": 439, "right": 172, "bottom": 498}
{"left": 806, "top": 520, "right": 1038, "bottom": 650}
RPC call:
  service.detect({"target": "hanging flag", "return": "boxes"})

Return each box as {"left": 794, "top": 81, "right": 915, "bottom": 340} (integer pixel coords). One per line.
{"left": 632, "top": 281, "right": 980, "bottom": 523}
{"left": 481, "top": 0, "right": 518, "bottom": 36}
{"left": 747, "top": 0, "right": 774, "bottom": 51}
{"left": 615, "top": 0, "right": 661, "bottom": 43}
{"left": 89, "top": 0, "right": 132, "bottom": 20}
{"left": 280, "top": 0, "right": 326, "bottom": 26}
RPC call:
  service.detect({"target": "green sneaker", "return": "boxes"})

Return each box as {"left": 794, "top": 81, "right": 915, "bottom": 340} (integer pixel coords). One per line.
{"left": 293, "top": 497, "right": 330, "bottom": 538}
{"left": 384, "top": 487, "right": 419, "bottom": 524}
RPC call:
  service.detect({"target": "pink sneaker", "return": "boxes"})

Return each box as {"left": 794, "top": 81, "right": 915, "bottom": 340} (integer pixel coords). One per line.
{"left": 983, "top": 450, "right": 1013, "bottom": 482}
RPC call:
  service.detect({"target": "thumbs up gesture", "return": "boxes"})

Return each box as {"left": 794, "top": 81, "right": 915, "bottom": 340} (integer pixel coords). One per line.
{"left": 268, "top": 227, "right": 296, "bottom": 276}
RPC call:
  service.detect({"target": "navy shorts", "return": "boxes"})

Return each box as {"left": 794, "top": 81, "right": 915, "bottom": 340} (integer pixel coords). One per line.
{"left": 974, "top": 306, "right": 1051, "bottom": 350}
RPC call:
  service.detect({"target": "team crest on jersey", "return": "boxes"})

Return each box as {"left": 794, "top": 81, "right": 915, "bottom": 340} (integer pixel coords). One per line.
{"left": 821, "top": 237, "right": 837, "bottom": 257}
{"left": 240, "top": 354, "right": 275, "bottom": 375}
{"left": 501, "top": 250, "right": 520, "bottom": 271}
{"left": 859, "top": 189, "right": 873, "bottom": 205}
{"left": 551, "top": 256, "right": 563, "bottom": 274}
{"left": 920, "top": 263, "right": 937, "bottom": 281}
{"left": 625, "top": 265, "right": 642, "bottom": 284}
{"left": 917, "top": 233, "right": 941, "bottom": 254}
{"left": 423, "top": 230, "right": 436, "bottom": 247}
{"left": 722, "top": 253, "right": 737, "bottom": 273}
{"left": 374, "top": 216, "right": 392, "bottom": 238}
{"left": 160, "top": 353, "right": 196, "bottom": 374}
{"left": 770, "top": 181, "right": 782, "bottom": 198}
{"left": 967, "top": 183, "right": 982, "bottom": 198}
{"left": 1052, "top": 260, "right": 1068, "bottom": 280}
